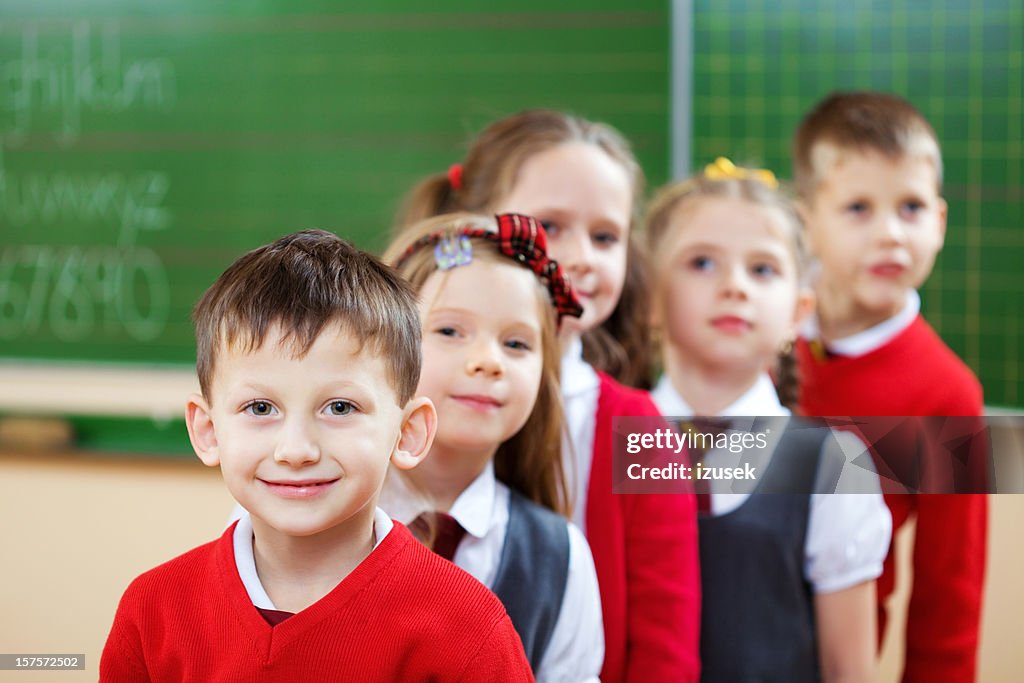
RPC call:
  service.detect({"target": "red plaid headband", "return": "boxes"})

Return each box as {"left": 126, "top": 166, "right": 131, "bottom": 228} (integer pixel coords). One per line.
{"left": 394, "top": 213, "right": 583, "bottom": 322}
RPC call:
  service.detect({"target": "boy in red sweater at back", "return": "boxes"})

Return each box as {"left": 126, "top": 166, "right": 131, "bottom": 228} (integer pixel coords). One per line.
{"left": 100, "top": 230, "right": 533, "bottom": 682}
{"left": 792, "top": 92, "right": 987, "bottom": 683}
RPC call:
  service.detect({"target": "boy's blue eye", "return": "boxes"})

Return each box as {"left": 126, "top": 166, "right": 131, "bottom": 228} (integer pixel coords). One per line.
{"left": 246, "top": 401, "right": 274, "bottom": 417}
{"left": 436, "top": 326, "right": 458, "bottom": 337}
{"left": 901, "top": 200, "right": 924, "bottom": 217}
{"left": 327, "top": 401, "right": 354, "bottom": 416}
{"left": 593, "top": 231, "right": 619, "bottom": 246}
{"left": 505, "top": 339, "right": 531, "bottom": 352}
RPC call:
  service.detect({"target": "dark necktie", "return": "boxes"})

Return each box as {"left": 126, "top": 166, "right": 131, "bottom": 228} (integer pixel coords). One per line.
{"left": 410, "top": 511, "right": 467, "bottom": 562}
{"left": 257, "top": 606, "right": 294, "bottom": 626}
{"left": 678, "top": 417, "right": 731, "bottom": 515}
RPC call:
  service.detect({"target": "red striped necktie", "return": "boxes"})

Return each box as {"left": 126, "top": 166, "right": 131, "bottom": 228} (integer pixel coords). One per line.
{"left": 410, "top": 511, "right": 467, "bottom": 562}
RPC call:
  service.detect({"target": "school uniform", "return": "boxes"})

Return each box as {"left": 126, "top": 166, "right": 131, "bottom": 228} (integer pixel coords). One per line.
{"left": 797, "top": 291, "right": 989, "bottom": 683}
{"left": 386, "top": 462, "right": 604, "bottom": 683}
{"left": 652, "top": 374, "right": 892, "bottom": 682}
{"left": 562, "top": 340, "right": 701, "bottom": 683}
{"left": 101, "top": 508, "right": 532, "bottom": 682}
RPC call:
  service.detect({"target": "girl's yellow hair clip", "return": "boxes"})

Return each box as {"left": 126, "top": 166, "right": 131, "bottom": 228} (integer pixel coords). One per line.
{"left": 703, "top": 157, "right": 778, "bottom": 190}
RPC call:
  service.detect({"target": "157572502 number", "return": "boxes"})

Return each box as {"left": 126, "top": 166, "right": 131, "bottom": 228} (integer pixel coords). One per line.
{"left": 0, "top": 654, "right": 85, "bottom": 670}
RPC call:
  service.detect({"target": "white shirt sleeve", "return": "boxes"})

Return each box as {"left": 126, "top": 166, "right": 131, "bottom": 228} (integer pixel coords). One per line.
{"left": 536, "top": 522, "right": 604, "bottom": 683}
{"left": 805, "top": 431, "right": 893, "bottom": 594}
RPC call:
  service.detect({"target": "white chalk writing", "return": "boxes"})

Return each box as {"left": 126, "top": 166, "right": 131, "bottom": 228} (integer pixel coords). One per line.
{"left": 0, "top": 244, "right": 170, "bottom": 342}
{"left": 1, "top": 21, "right": 176, "bottom": 145}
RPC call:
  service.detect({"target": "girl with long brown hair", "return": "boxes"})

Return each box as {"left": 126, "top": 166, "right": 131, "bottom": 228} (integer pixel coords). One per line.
{"left": 397, "top": 110, "right": 700, "bottom": 683}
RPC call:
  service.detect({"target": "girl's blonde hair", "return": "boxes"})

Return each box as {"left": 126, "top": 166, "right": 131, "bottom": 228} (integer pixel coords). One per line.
{"left": 382, "top": 212, "right": 571, "bottom": 517}
{"left": 644, "top": 164, "right": 807, "bottom": 409}
{"left": 396, "top": 109, "right": 654, "bottom": 388}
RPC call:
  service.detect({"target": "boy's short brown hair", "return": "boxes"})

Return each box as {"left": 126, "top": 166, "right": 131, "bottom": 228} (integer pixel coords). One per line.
{"left": 192, "top": 229, "right": 422, "bottom": 405}
{"left": 792, "top": 91, "right": 943, "bottom": 199}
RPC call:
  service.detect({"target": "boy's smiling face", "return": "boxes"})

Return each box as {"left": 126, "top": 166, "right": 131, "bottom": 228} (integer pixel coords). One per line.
{"left": 186, "top": 323, "right": 432, "bottom": 542}
{"left": 803, "top": 147, "right": 947, "bottom": 333}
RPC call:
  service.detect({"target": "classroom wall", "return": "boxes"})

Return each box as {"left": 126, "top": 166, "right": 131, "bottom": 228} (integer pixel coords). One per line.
{"left": 0, "top": 452, "right": 231, "bottom": 683}
{"left": 1, "top": 448, "right": 1022, "bottom": 682}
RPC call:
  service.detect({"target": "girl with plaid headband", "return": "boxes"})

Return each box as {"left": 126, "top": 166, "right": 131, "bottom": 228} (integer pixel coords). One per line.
{"left": 397, "top": 110, "right": 700, "bottom": 683}
{"left": 380, "top": 212, "right": 604, "bottom": 682}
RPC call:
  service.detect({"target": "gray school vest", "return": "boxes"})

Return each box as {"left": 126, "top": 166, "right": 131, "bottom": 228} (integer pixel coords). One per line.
{"left": 698, "top": 420, "right": 835, "bottom": 683}
{"left": 491, "top": 490, "right": 571, "bottom": 672}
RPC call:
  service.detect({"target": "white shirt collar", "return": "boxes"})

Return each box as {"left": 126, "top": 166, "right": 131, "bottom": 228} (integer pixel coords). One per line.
{"left": 651, "top": 372, "right": 789, "bottom": 417}
{"left": 232, "top": 507, "right": 393, "bottom": 610}
{"left": 383, "top": 461, "right": 501, "bottom": 540}
{"left": 561, "top": 337, "right": 599, "bottom": 397}
{"left": 802, "top": 290, "right": 920, "bottom": 357}
{"left": 447, "top": 461, "right": 501, "bottom": 539}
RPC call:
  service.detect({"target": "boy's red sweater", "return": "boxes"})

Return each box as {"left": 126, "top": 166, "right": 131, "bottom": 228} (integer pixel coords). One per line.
{"left": 101, "top": 521, "right": 533, "bottom": 682}
{"left": 798, "top": 314, "right": 987, "bottom": 683}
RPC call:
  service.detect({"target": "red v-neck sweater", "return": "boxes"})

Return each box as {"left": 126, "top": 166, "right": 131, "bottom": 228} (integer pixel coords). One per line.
{"left": 797, "top": 314, "right": 987, "bottom": 683}
{"left": 798, "top": 315, "right": 983, "bottom": 418}
{"left": 101, "top": 522, "right": 533, "bottom": 682}
{"left": 587, "top": 372, "right": 701, "bottom": 683}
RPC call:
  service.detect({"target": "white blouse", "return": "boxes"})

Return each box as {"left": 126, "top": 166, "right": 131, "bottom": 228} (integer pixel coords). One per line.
{"left": 651, "top": 373, "right": 892, "bottom": 594}
{"left": 560, "top": 337, "right": 599, "bottom": 532}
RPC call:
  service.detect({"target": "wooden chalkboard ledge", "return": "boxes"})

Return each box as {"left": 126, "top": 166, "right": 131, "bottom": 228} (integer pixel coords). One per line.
{"left": 0, "top": 361, "right": 198, "bottom": 419}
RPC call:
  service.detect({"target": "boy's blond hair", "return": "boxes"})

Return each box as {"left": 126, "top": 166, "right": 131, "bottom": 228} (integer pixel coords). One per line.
{"left": 792, "top": 91, "right": 943, "bottom": 199}
{"left": 192, "top": 229, "right": 422, "bottom": 405}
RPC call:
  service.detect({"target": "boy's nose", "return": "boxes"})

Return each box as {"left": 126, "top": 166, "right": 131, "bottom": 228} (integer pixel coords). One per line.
{"left": 877, "top": 213, "right": 908, "bottom": 245}
{"left": 466, "top": 339, "right": 504, "bottom": 378}
{"left": 274, "top": 419, "right": 321, "bottom": 466}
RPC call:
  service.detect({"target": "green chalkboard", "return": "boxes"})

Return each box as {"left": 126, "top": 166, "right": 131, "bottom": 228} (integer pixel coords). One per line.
{"left": 691, "top": 0, "right": 1023, "bottom": 409}
{"left": 0, "top": 1, "right": 670, "bottom": 453}
{"left": 0, "top": 0, "right": 669, "bottom": 366}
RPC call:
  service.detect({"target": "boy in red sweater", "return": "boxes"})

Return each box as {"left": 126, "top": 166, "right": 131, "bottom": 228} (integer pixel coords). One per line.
{"left": 101, "top": 230, "right": 533, "bottom": 682}
{"left": 793, "top": 92, "right": 987, "bottom": 683}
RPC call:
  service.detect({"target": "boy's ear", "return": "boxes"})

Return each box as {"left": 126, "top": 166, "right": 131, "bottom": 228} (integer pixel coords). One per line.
{"left": 794, "top": 198, "right": 819, "bottom": 256}
{"left": 390, "top": 396, "right": 437, "bottom": 471}
{"left": 185, "top": 393, "right": 220, "bottom": 468}
{"left": 791, "top": 286, "right": 816, "bottom": 335}
{"left": 793, "top": 197, "right": 808, "bottom": 222}
{"left": 648, "top": 289, "right": 664, "bottom": 342}
{"left": 936, "top": 197, "right": 948, "bottom": 247}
